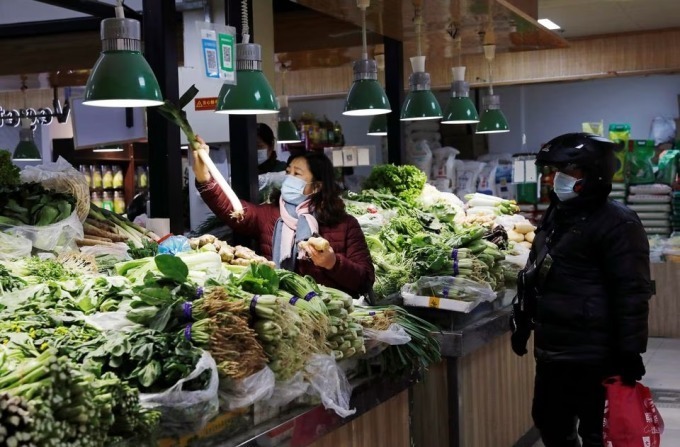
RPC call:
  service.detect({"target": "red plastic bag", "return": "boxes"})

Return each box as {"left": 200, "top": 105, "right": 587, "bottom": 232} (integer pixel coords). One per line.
{"left": 603, "top": 376, "right": 664, "bottom": 447}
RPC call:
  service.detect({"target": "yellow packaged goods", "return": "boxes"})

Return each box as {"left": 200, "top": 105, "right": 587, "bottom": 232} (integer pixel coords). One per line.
{"left": 608, "top": 124, "right": 631, "bottom": 183}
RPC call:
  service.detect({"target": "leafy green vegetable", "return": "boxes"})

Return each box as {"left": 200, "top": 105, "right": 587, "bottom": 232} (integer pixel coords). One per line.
{"left": 127, "top": 239, "right": 159, "bottom": 259}
{"left": 154, "top": 254, "right": 189, "bottom": 284}
{"left": 236, "top": 263, "right": 280, "bottom": 295}
{"left": 363, "top": 164, "right": 427, "bottom": 204}
{"left": 0, "top": 150, "right": 20, "bottom": 187}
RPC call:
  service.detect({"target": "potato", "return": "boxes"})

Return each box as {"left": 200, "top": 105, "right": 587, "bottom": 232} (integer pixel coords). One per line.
{"left": 525, "top": 231, "right": 535, "bottom": 243}
{"left": 507, "top": 229, "right": 525, "bottom": 243}
{"left": 514, "top": 222, "right": 537, "bottom": 235}
{"left": 307, "top": 236, "right": 330, "bottom": 251}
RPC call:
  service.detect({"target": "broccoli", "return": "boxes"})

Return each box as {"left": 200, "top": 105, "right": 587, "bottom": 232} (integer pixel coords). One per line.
{"left": 0, "top": 150, "right": 21, "bottom": 187}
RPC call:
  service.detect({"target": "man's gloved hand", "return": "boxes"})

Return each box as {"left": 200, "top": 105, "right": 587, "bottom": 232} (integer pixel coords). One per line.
{"left": 617, "top": 352, "right": 646, "bottom": 386}
{"left": 511, "top": 327, "right": 531, "bottom": 356}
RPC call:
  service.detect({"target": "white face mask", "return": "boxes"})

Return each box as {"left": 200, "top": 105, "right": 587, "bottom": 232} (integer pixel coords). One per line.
{"left": 553, "top": 172, "right": 580, "bottom": 202}
{"left": 257, "top": 149, "right": 269, "bottom": 165}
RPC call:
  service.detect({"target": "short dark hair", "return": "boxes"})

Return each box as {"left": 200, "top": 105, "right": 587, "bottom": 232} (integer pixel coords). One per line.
{"left": 257, "top": 123, "right": 275, "bottom": 148}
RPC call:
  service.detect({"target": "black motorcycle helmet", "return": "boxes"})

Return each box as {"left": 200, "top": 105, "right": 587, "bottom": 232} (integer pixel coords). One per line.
{"left": 536, "top": 133, "right": 619, "bottom": 185}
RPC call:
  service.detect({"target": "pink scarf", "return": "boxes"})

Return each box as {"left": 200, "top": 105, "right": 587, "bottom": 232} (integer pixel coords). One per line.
{"left": 277, "top": 197, "right": 319, "bottom": 266}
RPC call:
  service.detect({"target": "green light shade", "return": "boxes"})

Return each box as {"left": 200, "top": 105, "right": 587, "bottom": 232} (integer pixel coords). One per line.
{"left": 84, "top": 17, "right": 163, "bottom": 107}
{"left": 13, "top": 141, "right": 42, "bottom": 161}
{"left": 278, "top": 121, "right": 301, "bottom": 144}
{"left": 367, "top": 114, "right": 387, "bottom": 136}
{"left": 215, "top": 70, "right": 278, "bottom": 115}
{"left": 84, "top": 51, "right": 163, "bottom": 107}
{"left": 476, "top": 94, "right": 510, "bottom": 134}
{"left": 343, "top": 79, "right": 391, "bottom": 116}
{"left": 400, "top": 90, "right": 442, "bottom": 121}
{"left": 442, "top": 97, "right": 480, "bottom": 124}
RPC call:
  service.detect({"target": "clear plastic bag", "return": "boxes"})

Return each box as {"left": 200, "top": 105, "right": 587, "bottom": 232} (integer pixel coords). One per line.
{"left": 304, "top": 354, "right": 355, "bottom": 418}
{"left": 83, "top": 311, "right": 141, "bottom": 332}
{"left": 219, "top": 366, "right": 276, "bottom": 411}
{"left": 0, "top": 209, "right": 83, "bottom": 252}
{"left": 0, "top": 231, "right": 32, "bottom": 260}
{"left": 139, "top": 351, "right": 219, "bottom": 436}
{"left": 362, "top": 323, "right": 411, "bottom": 358}
{"left": 412, "top": 276, "right": 496, "bottom": 302}
{"left": 20, "top": 157, "right": 90, "bottom": 222}
{"left": 356, "top": 212, "right": 388, "bottom": 235}
{"left": 649, "top": 116, "right": 676, "bottom": 146}
{"left": 266, "top": 372, "right": 309, "bottom": 408}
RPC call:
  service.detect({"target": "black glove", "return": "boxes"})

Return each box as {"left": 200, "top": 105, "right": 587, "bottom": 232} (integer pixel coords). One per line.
{"left": 617, "top": 352, "right": 646, "bottom": 386}
{"left": 510, "top": 305, "right": 532, "bottom": 356}
{"left": 511, "top": 327, "right": 531, "bottom": 356}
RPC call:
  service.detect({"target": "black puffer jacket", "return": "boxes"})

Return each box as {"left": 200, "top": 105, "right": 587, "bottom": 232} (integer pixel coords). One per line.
{"left": 529, "top": 193, "right": 653, "bottom": 365}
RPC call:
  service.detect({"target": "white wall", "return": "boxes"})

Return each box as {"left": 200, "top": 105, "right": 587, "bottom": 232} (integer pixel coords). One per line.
{"left": 486, "top": 74, "right": 680, "bottom": 154}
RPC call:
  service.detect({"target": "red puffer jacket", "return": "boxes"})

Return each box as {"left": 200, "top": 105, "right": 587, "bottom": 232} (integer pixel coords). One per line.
{"left": 198, "top": 179, "right": 375, "bottom": 296}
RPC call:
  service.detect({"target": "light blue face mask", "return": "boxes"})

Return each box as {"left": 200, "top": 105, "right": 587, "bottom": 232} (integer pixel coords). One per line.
{"left": 281, "top": 175, "right": 310, "bottom": 205}
{"left": 553, "top": 172, "right": 580, "bottom": 202}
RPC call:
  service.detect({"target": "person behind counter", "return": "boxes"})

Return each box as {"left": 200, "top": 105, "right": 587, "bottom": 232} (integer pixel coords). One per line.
{"left": 193, "top": 140, "right": 374, "bottom": 297}
{"left": 257, "top": 123, "right": 287, "bottom": 174}
{"left": 510, "top": 133, "right": 653, "bottom": 447}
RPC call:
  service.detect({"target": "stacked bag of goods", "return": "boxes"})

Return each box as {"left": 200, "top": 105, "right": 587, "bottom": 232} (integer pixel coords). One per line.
{"left": 626, "top": 184, "right": 673, "bottom": 236}
{"left": 403, "top": 121, "right": 442, "bottom": 183}
{"left": 673, "top": 191, "right": 680, "bottom": 234}
{"left": 609, "top": 182, "right": 626, "bottom": 204}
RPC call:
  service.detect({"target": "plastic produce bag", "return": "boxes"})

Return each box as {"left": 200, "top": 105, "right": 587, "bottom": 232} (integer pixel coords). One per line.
{"left": 413, "top": 276, "right": 496, "bottom": 302}
{"left": 267, "top": 372, "right": 309, "bottom": 408}
{"left": 259, "top": 171, "right": 286, "bottom": 203}
{"left": 656, "top": 149, "right": 679, "bottom": 185}
{"left": 158, "top": 235, "right": 192, "bottom": 255}
{"left": 20, "top": 157, "right": 90, "bottom": 222}
{"left": 0, "top": 209, "right": 83, "bottom": 252}
{"left": 139, "top": 351, "right": 219, "bottom": 436}
{"left": 405, "top": 139, "right": 433, "bottom": 181}
{"left": 649, "top": 116, "right": 676, "bottom": 146}
{"left": 83, "top": 310, "right": 141, "bottom": 332}
{"left": 0, "top": 231, "right": 32, "bottom": 260}
{"left": 362, "top": 323, "right": 411, "bottom": 358}
{"left": 603, "top": 376, "right": 664, "bottom": 447}
{"left": 304, "top": 354, "right": 355, "bottom": 418}
{"left": 219, "top": 366, "right": 276, "bottom": 411}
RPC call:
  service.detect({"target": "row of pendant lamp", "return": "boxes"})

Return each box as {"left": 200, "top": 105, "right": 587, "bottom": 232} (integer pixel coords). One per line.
{"left": 18, "top": 1, "right": 505, "bottom": 161}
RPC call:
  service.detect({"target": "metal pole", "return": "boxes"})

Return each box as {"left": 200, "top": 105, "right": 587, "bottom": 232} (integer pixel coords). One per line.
{"left": 143, "top": 0, "right": 184, "bottom": 234}
{"left": 384, "top": 36, "right": 403, "bottom": 165}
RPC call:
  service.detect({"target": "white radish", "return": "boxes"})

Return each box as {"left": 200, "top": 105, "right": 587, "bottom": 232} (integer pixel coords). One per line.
{"left": 507, "top": 229, "right": 525, "bottom": 243}
{"left": 525, "top": 231, "right": 535, "bottom": 243}
{"left": 194, "top": 143, "right": 244, "bottom": 219}
{"left": 519, "top": 241, "right": 533, "bottom": 249}
{"left": 514, "top": 222, "right": 537, "bottom": 235}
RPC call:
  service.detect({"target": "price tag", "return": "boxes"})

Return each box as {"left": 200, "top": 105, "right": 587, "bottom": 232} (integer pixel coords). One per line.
{"left": 428, "top": 296, "right": 440, "bottom": 308}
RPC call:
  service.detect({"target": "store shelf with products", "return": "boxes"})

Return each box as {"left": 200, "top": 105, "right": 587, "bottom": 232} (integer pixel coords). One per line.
{"left": 52, "top": 139, "right": 149, "bottom": 214}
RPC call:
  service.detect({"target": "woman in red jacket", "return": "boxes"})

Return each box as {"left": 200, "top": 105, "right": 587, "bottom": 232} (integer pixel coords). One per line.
{"left": 192, "top": 146, "right": 374, "bottom": 297}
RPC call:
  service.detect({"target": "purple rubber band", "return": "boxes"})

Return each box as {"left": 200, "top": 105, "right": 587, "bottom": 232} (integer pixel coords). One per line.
{"left": 289, "top": 296, "right": 299, "bottom": 305}
{"left": 250, "top": 295, "right": 259, "bottom": 316}
{"left": 369, "top": 311, "right": 376, "bottom": 316}
{"left": 184, "top": 324, "right": 192, "bottom": 341}
{"left": 451, "top": 248, "right": 458, "bottom": 260}
{"left": 183, "top": 302, "right": 192, "bottom": 321}
{"left": 195, "top": 287, "right": 204, "bottom": 299}
{"left": 453, "top": 258, "right": 459, "bottom": 276}
{"left": 304, "top": 291, "right": 318, "bottom": 301}
{"left": 443, "top": 287, "right": 450, "bottom": 299}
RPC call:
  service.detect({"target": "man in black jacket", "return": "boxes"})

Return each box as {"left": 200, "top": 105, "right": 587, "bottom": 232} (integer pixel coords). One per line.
{"left": 510, "top": 133, "right": 653, "bottom": 447}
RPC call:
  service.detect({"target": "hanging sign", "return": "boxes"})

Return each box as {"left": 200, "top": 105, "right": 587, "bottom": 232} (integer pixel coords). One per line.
{"left": 196, "top": 23, "right": 236, "bottom": 84}
{"left": 200, "top": 29, "right": 219, "bottom": 79}
{"left": 194, "top": 97, "right": 218, "bottom": 111}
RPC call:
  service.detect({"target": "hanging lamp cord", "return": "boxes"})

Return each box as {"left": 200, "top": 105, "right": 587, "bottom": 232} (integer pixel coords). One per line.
{"left": 414, "top": 6, "right": 423, "bottom": 57}
{"left": 241, "top": 0, "right": 250, "bottom": 43}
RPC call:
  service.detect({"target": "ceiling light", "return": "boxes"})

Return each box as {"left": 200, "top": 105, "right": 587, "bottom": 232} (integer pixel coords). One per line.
{"left": 343, "top": 0, "right": 391, "bottom": 116}
{"left": 13, "top": 118, "right": 42, "bottom": 161}
{"left": 277, "top": 96, "right": 302, "bottom": 144}
{"left": 367, "top": 114, "right": 387, "bottom": 136}
{"left": 83, "top": 0, "right": 163, "bottom": 107}
{"left": 442, "top": 66, "right": 479, "bottom": 124}
{"left": 538, "top": 18, "right": 561, "bottom": 30}
{"left": 400, "top": 5, "right": 441, "bottom": 121}
{"left": 215, "top": 2, "right": 277, "bottom": 115}
{"left": 476, "top": 43, "right": 509, "bottom": 134}
{"left": 93, "top": 146, "right": 124, "bottom": 152}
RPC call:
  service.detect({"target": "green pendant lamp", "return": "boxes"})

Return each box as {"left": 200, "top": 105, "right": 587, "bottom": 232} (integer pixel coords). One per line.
{"left": 13, "top": 118, "right": 41, "bottom": 161}
{"left": 215, "top": 43, "right": 278, "bottom": 114}
{"left": 277, "top": 95, "right": 301, "bottom": 143}
{"left": 442, "top": 66, "right": 479, "bottom": 124}
{"left": 367, "top": 114, "right": 387, "bottom": 136}
{"left": 343, "top": 0, "right": 391, "bottom": 116}
{"left": 83, "top": 1, "right": 163, "bottom": 107}
{"left": 400, "top": 7, "right": 441, "bottom": 121}
{"left": 476, "top": 43, "right": 510, "bottom": 134}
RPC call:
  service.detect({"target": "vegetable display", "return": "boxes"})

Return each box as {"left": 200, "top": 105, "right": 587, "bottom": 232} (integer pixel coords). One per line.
{"left": 79, "top": 204, "right": 159, "bottom": 249}
{"left": 0, "top": 182, "right": 76, "bottom": 226}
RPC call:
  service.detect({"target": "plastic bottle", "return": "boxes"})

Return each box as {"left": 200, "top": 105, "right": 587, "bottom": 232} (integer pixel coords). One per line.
{"left": 91, "top": 165, "right": 102, "bottom": 189}
{"left": 113, "top": 191, "right": 126, "bottom": 214}
{"left": 113, "top": 165, "right": 124, "bottom": 189}
{"left": 137, "top": 166, "right": 148, "bottom": 189}
{"left": 102, "top": 165, "right": 113, "bottom": 189}
{"left": 91, "top": 191, "right": 103, "bottom": 208}
{"left": 101, "top": 191, "right": 114, "bottom": 211}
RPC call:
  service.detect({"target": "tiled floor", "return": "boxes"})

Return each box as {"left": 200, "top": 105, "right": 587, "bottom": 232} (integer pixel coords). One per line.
{"left": 533, "top": 337, "right": 680, "bottom": 447}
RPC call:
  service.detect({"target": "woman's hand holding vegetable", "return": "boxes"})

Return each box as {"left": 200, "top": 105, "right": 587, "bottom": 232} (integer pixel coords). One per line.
{"left": 307, "top": 245, "right": 337, "bottom": 270}
{"left": 191, "top": 135, "right": 211, "bottom": 183}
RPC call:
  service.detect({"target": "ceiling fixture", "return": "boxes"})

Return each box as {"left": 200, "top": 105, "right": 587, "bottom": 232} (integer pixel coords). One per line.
{"left": 83, "top": 0, "right": 163, "bottom": 107}
{"left": 400, "top": 2, "right": 442, "bottom": 121}
{"left": 367, "top": 114, "right": 387, "bottom": 136}
{"left": 442, "top": 38, "right": 479, "bottom": 124}
{"left": 277, "top": 68, "right": 301, "bottom": 144}
{"left": 93, "top": 146, "right": 124, "bottom": 153}
{"left": 538, "top": 18, "right": 561, "bottom": 30}
{"left": 216, "top": 0, "right": 278, "bottom": 114}
{"left": 13, "top": 118, "right": 41, "bottom": 161}
{"left": 476, "top": 26, "right": 509, "bottom": 134}
{"left": 343, "top": 0, "right": 391, "bottom": 116}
